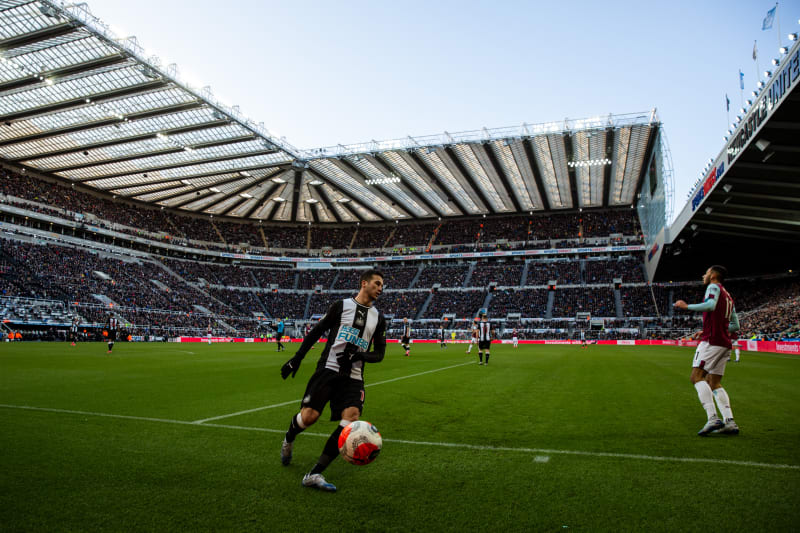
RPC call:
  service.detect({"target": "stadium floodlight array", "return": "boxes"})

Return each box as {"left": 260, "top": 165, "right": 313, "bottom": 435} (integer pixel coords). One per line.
{"left": 365, "top": 177, "right": 401, "bottom": 185}
{"left": 567, "top": 159, "right": 612, "bottom": 167}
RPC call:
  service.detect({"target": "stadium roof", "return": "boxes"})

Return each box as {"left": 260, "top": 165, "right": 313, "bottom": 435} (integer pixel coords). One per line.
{"left": 0, "top": 0, "right": 660, "bottom": 223}
{"left": 654, "top": 36, "right": 800, "bottom": 281}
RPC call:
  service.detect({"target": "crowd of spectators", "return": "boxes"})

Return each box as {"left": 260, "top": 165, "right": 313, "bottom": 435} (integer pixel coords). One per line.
{"left": 423, "top": 290, "right": 486, "bottom": 318}
{"left": 381, "top": 266, "right": 421, "bottom": 290}
{"left": 352, "top": 225, "right": 392, "bottom": 249}
{"left": 619, "top": 286, "right": 658, "bottom": 317}
{"left": 488, "top": 288, "right": 548, "bottom": 317}
{"left": 468, "top": 262, "right": 525, "bottom": 287}
{"left": 376, "top": 291, "right": 429, "bottom": 319}
{"left": 525, "top": 261, "right": 580, "bottom": 285}
{"left": 414, "top": 264, "right": 470, "bottom": 288}
{"left": 389, "top": 222, "right": 438, "bottom": 248}
{"left": 250, "top": 268, "right": 298, "bottom": 289}
{"left": 585, "top": 258, "right": 645, "bottom": 283}
{"left": 297, "top": 269, "right": 339, "bottom": 290}
{"left": 310, "top": 226, "right": 355, "bottom": 249}
{"left": 551, "top": 287, "right": 616, "bottom": 317}
{"left": 433, "top": 220, "right": 482, "bottom": 245}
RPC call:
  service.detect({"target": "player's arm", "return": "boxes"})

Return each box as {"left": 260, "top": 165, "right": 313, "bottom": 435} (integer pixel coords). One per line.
{"left": 675, "top": 284, "right": 720, "bottom": 312}
{"left": 361, "top": 314, "right": 387, "bottom": 364}
{"left": 729, "top": 306, "right": 740, "bottom": 332}
{"left": 280, "top": 301, "right": 341, "bottom": 379}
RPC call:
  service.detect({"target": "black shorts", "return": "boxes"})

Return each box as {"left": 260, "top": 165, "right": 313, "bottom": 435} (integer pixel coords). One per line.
{"left": 478, "top": 340, "right": 491, "bottom": 350}
{"left": 301, "top": 368, "right": 365, "bottom": 421}
{"left": 401, "top": 336, "right": 410, "bottom": 344}
{"left": 108, "top": 329, "right": 117, "bottom": 342}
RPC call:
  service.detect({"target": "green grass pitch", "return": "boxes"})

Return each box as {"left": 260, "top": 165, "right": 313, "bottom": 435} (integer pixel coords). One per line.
{"left": 1, "top": 341, "right": 798, "bottom": 531}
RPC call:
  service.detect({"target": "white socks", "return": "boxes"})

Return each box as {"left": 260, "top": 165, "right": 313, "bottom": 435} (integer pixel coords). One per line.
{"left": 694, "top": 381, "right": 717, "bottom": 420}
{"left": 713, "top": 388, "right": 734, "bottom": 422}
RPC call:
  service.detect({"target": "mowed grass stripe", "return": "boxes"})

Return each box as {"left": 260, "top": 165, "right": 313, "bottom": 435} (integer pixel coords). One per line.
{"left": 2, "top": 403, "right": 797, "bottom": 471}
{"left": 192, "top": 361, "right": 475, "bottom": 423}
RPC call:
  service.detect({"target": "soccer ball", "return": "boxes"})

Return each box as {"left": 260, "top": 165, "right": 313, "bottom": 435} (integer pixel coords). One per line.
{"left": 338, "top": 420, "right": 382, "bottom": 465}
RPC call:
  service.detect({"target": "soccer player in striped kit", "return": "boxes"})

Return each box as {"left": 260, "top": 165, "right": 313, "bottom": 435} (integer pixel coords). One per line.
{"left": 401, "top": 318, "right": 412, "bottom": 357}
{"left": 279, "top": 270, "right": 386, "bottom": 492}
{"left": 105, "top": 313, "right": 118, "bottom": 354}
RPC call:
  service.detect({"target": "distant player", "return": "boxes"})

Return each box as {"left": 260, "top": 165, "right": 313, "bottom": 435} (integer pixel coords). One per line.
{"left": 580, "top": 329, "right": 587, "bottom": 349}
{"left": 439, "top": 325, "right": 447, "bottom": 349}
{"left": 731, "top": 332, "right": 741, "bottom": 363}
{"left": 275, "top": 318, "right": 286, "bottom": 352}
{"left": 451, "top": 330, "right": 456, "bottom": 342}
{"left": 466, "top": 319, "right": 478, "bottom": 354}
{"left": 69, "top": 317, "right": 79, "bottom": 346}
{"left": 512, "top": 329, "right": 518, "bottom": 348}
{"left": 674, "top": 265, "right": 741, "bottom": 436}
{"left": 477, "top": 314, "right": 492, "bottom": 365}
{"left": 401, "top": 318, "right": 412, "bottom": 357}
{"left": 105, "top": 313, "right": 118, "bottom": 354}
{"left": 207, "top": 322, "right": 213, "bottom": 345}
{"left": 279, "top": 270, "right": 386, "bottom": 492}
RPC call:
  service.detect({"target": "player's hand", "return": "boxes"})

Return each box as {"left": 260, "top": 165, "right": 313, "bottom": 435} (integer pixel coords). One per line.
{"left": 337, "top": 349, "right": 362, "bottom": 366}
{"left": 280, "top": 356, "right": 302, "bottom": 379}
{"left": 673, "top": 300, "right": 688, "bottom": 310}
{"left": 691, "top": 330, "right": 702, "bottom": 340}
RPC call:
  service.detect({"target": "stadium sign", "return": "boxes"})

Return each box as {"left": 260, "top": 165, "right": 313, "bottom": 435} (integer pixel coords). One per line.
{"left": 220, "top": 245, "right": 645, "bottom": 264}
{"left": 690, "top": 39, "right": 800, "bottom": 213}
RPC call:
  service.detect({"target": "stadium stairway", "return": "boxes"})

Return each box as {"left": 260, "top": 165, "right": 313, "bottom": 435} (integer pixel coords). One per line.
{"left": 545, "top": 291, "right": 554, "bottom": 319}
{"left": 416, "top": 292, "right": 434, "bottom": 320}
{"left": 409, "top": 265, "right": 424, "bottom": 289}
{"left": 303, "top": 293, "right": 313, "bottom": 319}
{"left": 519, "top": 261, "right": 530, "bottom": 287}
{"left": 462, "top": 263, "right": 476, "bottom": 288}
{"left": 481, "top": 291, "right": 493, "bottom": 314}
{"left": 614, "top": 288, "right": 623, "bottom": 318}
{"left": 247, "top": 270, "right": 271, "bottom": 317}
{"left": 329, "top": 270, "right": 341, "bottom": 290}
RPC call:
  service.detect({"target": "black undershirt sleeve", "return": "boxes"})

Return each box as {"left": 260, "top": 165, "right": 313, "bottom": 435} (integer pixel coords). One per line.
{"left": 361, "top": 313, "right": 386, "bottom": 363}
{"left": 293, "top": 300, "right": 342, "bottom": 361}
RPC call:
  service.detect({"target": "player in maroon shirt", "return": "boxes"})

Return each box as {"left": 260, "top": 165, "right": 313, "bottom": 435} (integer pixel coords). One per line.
{"left": 674, "top": 265, "right": 741, "bottom": 436}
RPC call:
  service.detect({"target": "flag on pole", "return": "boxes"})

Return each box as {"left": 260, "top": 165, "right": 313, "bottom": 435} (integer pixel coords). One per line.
{"left": 762, "top": 4, "right": 776, "bottom": 30}
{"left": 752, "top": 40, "right": 758, "bottom": 61}
{"left": 739, "top": 70, "right": 744, "bottom": 90}
{"left": 726, "top": 94, "right": 730, "bottom": 112}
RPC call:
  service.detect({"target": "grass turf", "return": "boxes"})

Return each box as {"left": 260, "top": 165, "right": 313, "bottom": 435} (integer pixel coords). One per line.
{"left": 1, "top": 341, "right": 798, "bottom": 531}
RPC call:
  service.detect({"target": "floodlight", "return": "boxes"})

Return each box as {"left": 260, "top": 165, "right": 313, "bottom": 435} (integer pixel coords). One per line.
{"left": 764, "top": 70, "right": 772, "bottom": 77}
{"left": 789, "top": 33, "right": 797, "bottom": 41}
{"left": 771, "top": 58, "right": 779, "bottom": 66}
{"left": 780, "top": 47, "right": 788, "bottom": 54}
{"left": 273, "top": 197, "right": 286, "bottom": 203}
{"left": 722, "top": 184, "right": 732, "bottom": 193}
{"left": 209, "top": 187, "right": 220, "bottom": 193}
{"left": 755, "top": 139, "right": 771, "bottom": 151}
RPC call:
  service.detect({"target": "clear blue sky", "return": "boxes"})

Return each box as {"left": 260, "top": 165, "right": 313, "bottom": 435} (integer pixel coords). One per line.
{"left": 91, "top": 0, "right": 800, "bottom": 220}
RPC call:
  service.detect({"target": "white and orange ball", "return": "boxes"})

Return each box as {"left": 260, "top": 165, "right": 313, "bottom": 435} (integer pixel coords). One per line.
{"left": 338, "top": 420, "right": 382, "bottom": 465}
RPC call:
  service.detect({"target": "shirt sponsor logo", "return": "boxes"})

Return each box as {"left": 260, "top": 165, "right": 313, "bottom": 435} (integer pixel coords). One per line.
{"left": 337, "top": 325, "right": 369, "bottom": 350}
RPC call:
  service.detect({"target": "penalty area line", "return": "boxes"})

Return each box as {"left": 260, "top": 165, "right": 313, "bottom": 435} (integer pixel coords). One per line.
{"left": 1, "top": 403, "right": 798, "bottom": 471}
{"left": 191, "top": 360, "right": 475, "bottom": 424}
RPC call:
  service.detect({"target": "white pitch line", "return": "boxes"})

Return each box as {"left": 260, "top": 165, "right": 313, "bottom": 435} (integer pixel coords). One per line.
{"left": 191, "top": 360, "right": 474, "bottom": 424}
{"left": 2, "top": 403, "right": 797, "bottom": 471}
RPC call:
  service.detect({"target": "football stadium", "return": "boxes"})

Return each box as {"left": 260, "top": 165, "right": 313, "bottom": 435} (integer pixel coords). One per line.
{"left": 1, "top": 1, "right": 799, "bottom": 531}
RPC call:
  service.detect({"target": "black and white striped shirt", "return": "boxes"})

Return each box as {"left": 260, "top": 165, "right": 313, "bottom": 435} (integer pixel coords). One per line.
{"left": 295, "top": 298, "right": 386, "bottom": 380}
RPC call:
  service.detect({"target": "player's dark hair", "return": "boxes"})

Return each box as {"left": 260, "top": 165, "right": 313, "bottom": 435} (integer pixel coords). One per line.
{"left": 709, "top": 265, "right": 728, "bottom": 282}
{"left": 359, "top": 269, "right": 384, "bottom": 287}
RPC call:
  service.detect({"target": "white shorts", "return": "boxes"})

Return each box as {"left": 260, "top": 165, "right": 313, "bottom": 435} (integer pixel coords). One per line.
{"left": 512, "top": 337, "right": 518, "bottom": 343}
{"left": 692, "top": 341, "right": 731, "bottom": 376}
